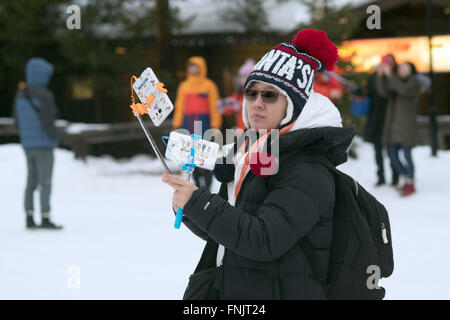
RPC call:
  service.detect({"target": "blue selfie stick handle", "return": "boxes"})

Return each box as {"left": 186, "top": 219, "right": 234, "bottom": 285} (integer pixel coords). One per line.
{"left": 173, "top": 134, "right": 201, "bottom": 229}
{"left": 174, "top": 162, "right": 194, "bottom": 229}
{"left": 174, "top": 206, "right": 184, "bottom": 229}
{"left": 163, "top": 135, "right": 185, "bottom": 229}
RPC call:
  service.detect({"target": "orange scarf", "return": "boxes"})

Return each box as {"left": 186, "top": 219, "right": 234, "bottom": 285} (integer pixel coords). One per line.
{"left": 234, "top": 121, "right": 296, "bottom": 199}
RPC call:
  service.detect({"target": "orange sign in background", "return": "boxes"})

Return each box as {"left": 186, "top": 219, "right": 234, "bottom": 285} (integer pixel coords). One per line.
{"left": 339, "top": 35, "right": 450, "bottom": 73}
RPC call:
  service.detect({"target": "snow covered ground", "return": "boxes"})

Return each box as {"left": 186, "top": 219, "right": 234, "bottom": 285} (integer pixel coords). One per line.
{"left": 1, "top": 140, "right": 450, "bottom": 300}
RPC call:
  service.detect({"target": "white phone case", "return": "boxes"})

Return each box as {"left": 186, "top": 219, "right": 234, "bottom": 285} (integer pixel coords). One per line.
{"left": 132, "top": 67, "right": 174, "bottom": 127}
{"left": 165, "top": 131, "right": 219, "bottom": 171}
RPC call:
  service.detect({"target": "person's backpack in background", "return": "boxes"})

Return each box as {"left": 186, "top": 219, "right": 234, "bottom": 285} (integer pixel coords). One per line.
{"left": 23, "top": 87, "right": 59, "bottom": 141}
{"left": 268, "top": 149, "right": 394, "bottom": 300}
{"left": 351, "top": 96, "right": 371, "bottom": 117}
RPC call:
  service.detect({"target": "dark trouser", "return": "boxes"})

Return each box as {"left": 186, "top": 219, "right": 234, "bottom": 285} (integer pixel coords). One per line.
{"left": 374, "top": 142, "right": 399, "bottom": 184}
{"left": 387, "top": 143, "right": 415, "bottom": 180}
{"left": 193, "top": 167, "right": 213, "bottom": 190}
{"left": 24, "top": 148, "right": 54, "bottom": 216}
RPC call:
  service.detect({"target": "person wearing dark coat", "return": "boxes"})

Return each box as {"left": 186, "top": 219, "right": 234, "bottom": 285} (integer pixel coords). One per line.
{"left": 162, "top": 29, "right": 355, "bottom": 299}
{"left": 376, "top": 61, "right": 421, "bottom": 197}
{"left": 363, "top": 55, "right": 399, "bottom": 187}
{"left": 12, "top": 57, "right": 62, "bottom": 230}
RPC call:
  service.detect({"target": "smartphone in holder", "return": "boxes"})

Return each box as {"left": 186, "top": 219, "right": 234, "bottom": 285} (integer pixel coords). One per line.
{"left": 132, "top": 67, "right": 174, "bottom": 127}
{"left": 165, "top": 131, "right": 219, "bottom": 171}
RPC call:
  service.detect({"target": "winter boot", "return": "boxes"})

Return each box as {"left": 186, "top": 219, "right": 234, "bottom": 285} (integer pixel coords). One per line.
{"left": 26, "top": 215, "right": 38, "bottom": 229}
{"left": 40, "top": 217, "right": 63, "bottom": 230}
{"left": 391, "top": 171, "right": 399, "bottom": 187}
{"left": 375, "top": 177, "right": 386, "bottom": 187}
{"left": 400, "top": 183, "right": 416, "bottom": 197}
{"left": 394, "top": 175, "right": 407, "bottom": 191}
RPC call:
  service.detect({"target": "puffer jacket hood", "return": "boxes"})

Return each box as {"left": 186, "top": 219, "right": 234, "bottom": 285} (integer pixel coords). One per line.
{"left": 279, "top": 92, "right": 355, "bottom": 166}
{"left": 26, "top": 57, "right": 54, "bottom": 88}
{"left": 13, "top": 57, "right": 58, "bottom": 149}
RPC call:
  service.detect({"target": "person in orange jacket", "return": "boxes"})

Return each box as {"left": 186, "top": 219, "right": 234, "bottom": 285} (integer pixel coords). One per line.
{"left": 173, "top": 56, "right": 222, "bottom": 189}
{"left": 173, "top": 56, "right": 221, "bottom": 133}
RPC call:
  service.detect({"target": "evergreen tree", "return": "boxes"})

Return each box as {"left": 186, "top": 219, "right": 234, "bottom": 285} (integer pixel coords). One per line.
{"left": 294, "top": 0, "right": 366, "bottom": 132}
{"left": 217, "top": 0, "right": 269, "bottom": 33}
{"left": 0, "top": 0, "right": 70, "bottom": 116}
{"left": 0, "top": 0, "right": 191, "bottom": 121}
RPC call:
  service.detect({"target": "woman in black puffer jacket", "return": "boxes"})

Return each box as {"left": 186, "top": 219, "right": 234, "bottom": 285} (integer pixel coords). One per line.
{"left": 162, "top": 29, "right": 355, "bottom": 300}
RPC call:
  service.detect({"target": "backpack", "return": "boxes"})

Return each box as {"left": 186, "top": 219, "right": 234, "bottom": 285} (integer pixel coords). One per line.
{"left": 22, "top": 88, "right": 59, "bottom": 140}
{"left": 350, "top": 96, "right": 371, "bottom": 117}
{"left": 268, "top": 149, "right": 394, "bottom": 300}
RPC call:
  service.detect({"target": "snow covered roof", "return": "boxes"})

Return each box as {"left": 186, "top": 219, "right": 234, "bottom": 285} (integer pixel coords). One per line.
{"left": 171, "top": 0, "right": 372, "bottom": 35}
{"left": 72, "top": 0, "right": 373, "bottom": 39}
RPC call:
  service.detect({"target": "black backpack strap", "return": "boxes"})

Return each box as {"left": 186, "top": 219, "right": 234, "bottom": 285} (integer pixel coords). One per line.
{"left": 23, "top": 88, "right": 40, "bottom": 114}
{"left": 23, "top": 87, "right": 59, "bottom": 140}
{"left": 194, "top": 240, "right": 219, "bottom": 273}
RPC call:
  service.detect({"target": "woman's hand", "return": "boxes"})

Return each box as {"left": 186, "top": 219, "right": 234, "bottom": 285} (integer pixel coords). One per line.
{"left": 378, "top": 63, "right": 392, "bottom": 77}
{"left": 377, "top": 65, "right": 384, "bottom": 77}
{"left": 162, "top": 172, "right": 198, "bottom": 212}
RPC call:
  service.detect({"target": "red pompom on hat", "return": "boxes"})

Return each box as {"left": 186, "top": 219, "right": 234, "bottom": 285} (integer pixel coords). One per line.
{"left": 292, "top": 28, "right": 338, "bottom": 72}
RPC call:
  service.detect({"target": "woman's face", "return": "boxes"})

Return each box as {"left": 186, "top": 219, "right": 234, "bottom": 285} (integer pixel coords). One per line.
{"left": 398, "top": 63, "right": 412, "bottom": 78}
{"left": 246, "top": 82, "right": 288, "bottom": 131}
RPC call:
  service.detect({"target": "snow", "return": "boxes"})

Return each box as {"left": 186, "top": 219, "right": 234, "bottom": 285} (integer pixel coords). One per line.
{"left": 1, "top": 139, "right": 450, "bottom": 300}
{"left": 339, "top": 140, "right": 450, "bottom": 300}
{"left": 61, "top": 0, "right": 373, "bottom": 39}
{"left": 64, "top": 123, "right": 111, "bottom": 134}
{"left": 170, "top": 0, "right": 303, "bottom": 34}
{"left": 172, "top": 0, "right": 370, "bottom": 34}
{"left": 0, "top": 118, "right": 14, "bottom": 125}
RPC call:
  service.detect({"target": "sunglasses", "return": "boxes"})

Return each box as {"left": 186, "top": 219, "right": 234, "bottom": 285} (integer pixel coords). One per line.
{"left": 244, "top": 88, "right": 280, "bottom": 104}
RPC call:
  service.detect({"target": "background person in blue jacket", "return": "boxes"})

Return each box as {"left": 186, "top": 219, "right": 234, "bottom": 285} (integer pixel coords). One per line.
{"left": 12, "top": 57, "right": 62, "bottom": 230}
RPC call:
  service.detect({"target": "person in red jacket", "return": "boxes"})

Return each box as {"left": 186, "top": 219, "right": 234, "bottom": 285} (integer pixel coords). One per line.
{"left": 217, "top": 59, "right": 255, "bottom": 131}
{"left": 313, "top": 72, "right": 344, "bottom": 102}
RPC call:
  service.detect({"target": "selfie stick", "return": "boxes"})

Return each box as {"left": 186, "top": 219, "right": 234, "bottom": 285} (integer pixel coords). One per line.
{"left": 134, "top": 113, "right": 172, "bottom": 174}
{"left": 129, "top": 76, "right": 172, "bottom": 175}
{"left": 130, "top": 77, "right": 188, "bottom": 229}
